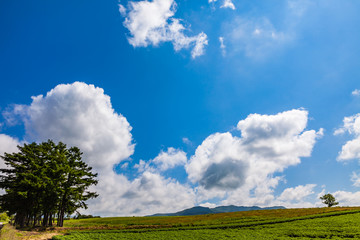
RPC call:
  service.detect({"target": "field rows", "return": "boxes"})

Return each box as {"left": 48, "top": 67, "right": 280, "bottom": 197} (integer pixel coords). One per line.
{"left": 52, "top": 207, "right": 360, "bottom": 239}
{"left": 61, "top": 207, "right": 360, "bottom": 229}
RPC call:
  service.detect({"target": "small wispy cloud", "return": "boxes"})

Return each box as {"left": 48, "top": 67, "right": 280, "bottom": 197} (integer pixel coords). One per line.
{"left": 334, "top": 113, "right": 360, "bottom": 161}
{"left": 209, "top": 0, "right": 236, "bottom": 10}
{"left": 121, "top": 162, "right": 129, "bottom": 169}
{"left": 352, "top": 89, "right": 360, "bottom": 96}
{"left": 153, "top": 147, "right": 187, "bottom": 171}
{"left": 219, "top": 36, "right": 226, "bottom": 56}
{"left": 225, "top": 17, "right": 291, "bottom": 59}
{"left": 351, "top": 172, "right": 360, "bottom": 187}
{"left": 182, "top": 137, "right": 192, "bottom": 145}
{"left": 221, "top": 0, "right": 235, "bottom": 10}
{"left": 221, "top": 0, "right": 315, "bottom": 59}
{"left": 118, "top": 3, "right": 127, "bottom": 16}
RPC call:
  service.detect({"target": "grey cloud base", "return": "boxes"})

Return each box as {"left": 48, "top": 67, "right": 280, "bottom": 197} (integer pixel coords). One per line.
{"left": 199, "top": 158, "right": 248, "bottom": 190}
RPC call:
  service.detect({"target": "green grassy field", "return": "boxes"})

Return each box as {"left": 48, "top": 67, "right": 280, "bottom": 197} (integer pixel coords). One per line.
{"left": 52, "top": 207, "right": 360, "bottom": 239}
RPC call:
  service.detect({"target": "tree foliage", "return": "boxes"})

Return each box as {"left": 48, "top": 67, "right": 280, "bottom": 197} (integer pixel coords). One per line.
{"left": 0, "top": 140, "right": 98, "bottom": 227}
{"left": 320, "top": 193, "right": 339, "bottom": 207}
{"left": 0, "top": 212, "right": 9, "bottom": 222}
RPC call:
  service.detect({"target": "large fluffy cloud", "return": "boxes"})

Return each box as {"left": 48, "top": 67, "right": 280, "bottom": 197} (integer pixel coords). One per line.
{"left": 187, "top": 109, "right": 323, "bottom": 206}
{"left": 19, "top": 82, "right": 134, "bottom": 173}
{"left": 121, "top": 0, "right": 208, "bottom": 58}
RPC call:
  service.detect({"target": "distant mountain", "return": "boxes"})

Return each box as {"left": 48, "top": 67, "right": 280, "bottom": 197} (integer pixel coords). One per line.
{"left": 149, "top": 205, "right": 285, "bottom": 217}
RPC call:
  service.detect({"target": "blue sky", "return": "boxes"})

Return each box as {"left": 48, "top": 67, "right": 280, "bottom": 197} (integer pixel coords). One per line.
{"left": 1, "top": 0, "right": 360, "bottom": 216}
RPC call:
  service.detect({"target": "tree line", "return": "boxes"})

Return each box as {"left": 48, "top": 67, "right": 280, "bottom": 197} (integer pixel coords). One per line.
{"left": 0, "top": 140, "right": 98, "bottom": 228}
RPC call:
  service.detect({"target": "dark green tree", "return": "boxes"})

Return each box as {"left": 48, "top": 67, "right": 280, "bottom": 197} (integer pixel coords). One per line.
{"left": 320, "top": 193, "right": 339, "bottom": 207}
{"left": 0, "top": 140, "right": 98, "bottom": 228}
{"left": 56, "top": 145, "right": 98, "bottom": 227}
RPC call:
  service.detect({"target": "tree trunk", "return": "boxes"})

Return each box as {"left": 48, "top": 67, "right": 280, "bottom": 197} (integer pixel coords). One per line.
{"left": 48, "top": 213, "right": 53, "bottom": 226}
{"left": 16, "top": 212, "right": 25, "bottom": 228}
{"left": 42, "top": 212, "right": 48, "bottom": 227}
{"left": 58, "top": 209, "right": 64, "bottom": 227}
{"left": 26, "top": 214, "right": 31, "bottom": 227}
{"left": 32, "top": 215, "right": 37, "bottom": 227}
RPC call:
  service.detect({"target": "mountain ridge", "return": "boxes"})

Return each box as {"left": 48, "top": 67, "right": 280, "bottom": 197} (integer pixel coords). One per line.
{"left": 149, "top": 205, "right": 286, "bottom": 217}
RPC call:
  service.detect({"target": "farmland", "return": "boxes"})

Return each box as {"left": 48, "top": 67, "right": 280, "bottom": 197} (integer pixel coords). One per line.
{"left": 49, "top": 207, "right": 360, "bottom": 239}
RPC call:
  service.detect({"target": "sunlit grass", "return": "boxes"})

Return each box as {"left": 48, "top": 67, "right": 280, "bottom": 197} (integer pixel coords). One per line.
{"left": 53, "top": 208, "right": 360, "bottom": 239}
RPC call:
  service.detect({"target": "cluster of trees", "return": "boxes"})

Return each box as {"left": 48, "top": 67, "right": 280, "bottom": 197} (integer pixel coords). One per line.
{"left": 0, "top": 140, "right": 98, "bottom": 228}
{"left": 74, "top": 214, "right": 100, "bottom": 219}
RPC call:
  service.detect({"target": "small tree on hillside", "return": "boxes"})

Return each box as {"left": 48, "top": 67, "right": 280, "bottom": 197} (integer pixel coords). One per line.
{"left": 320, "top": 193, "right": 339, "bottom": 207}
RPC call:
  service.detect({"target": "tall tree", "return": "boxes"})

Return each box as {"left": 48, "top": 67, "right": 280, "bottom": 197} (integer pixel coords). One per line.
{"left": 0, "top": 140, "right": 98, "bottom": 228}
{"left": 56, "top": 145, "right": 98, "bottom": 227}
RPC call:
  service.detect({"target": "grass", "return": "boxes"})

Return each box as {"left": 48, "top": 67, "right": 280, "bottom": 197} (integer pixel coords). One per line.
{"left": 0, "top": 224, "right": 23, "bottom": 240}
{"left": 49, "top": 207, "right": 360, "bottom": 239}
{"left": 0, "top": 223, "right": 61, "bottom": 240}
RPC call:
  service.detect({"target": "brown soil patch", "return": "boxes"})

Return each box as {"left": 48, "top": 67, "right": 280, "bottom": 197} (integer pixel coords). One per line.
{"left": 21, "top": 232, "right": 63, "bottom": 240}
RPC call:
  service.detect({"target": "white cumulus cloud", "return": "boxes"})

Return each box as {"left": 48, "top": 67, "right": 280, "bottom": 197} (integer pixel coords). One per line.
{"left": 277, "top": 184, "right": 316, "bottom": 202}
{"left": 187, "top": 109, "right": 322, "bottom": 206}
{"left": 17, "top": 82, "right": 135, "bottom": 173}
{"left": 333, "top": 191, "right": 360, "bottom": 206}
{"left": 122, "top": 0, "right": 208, "bottom": 58}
